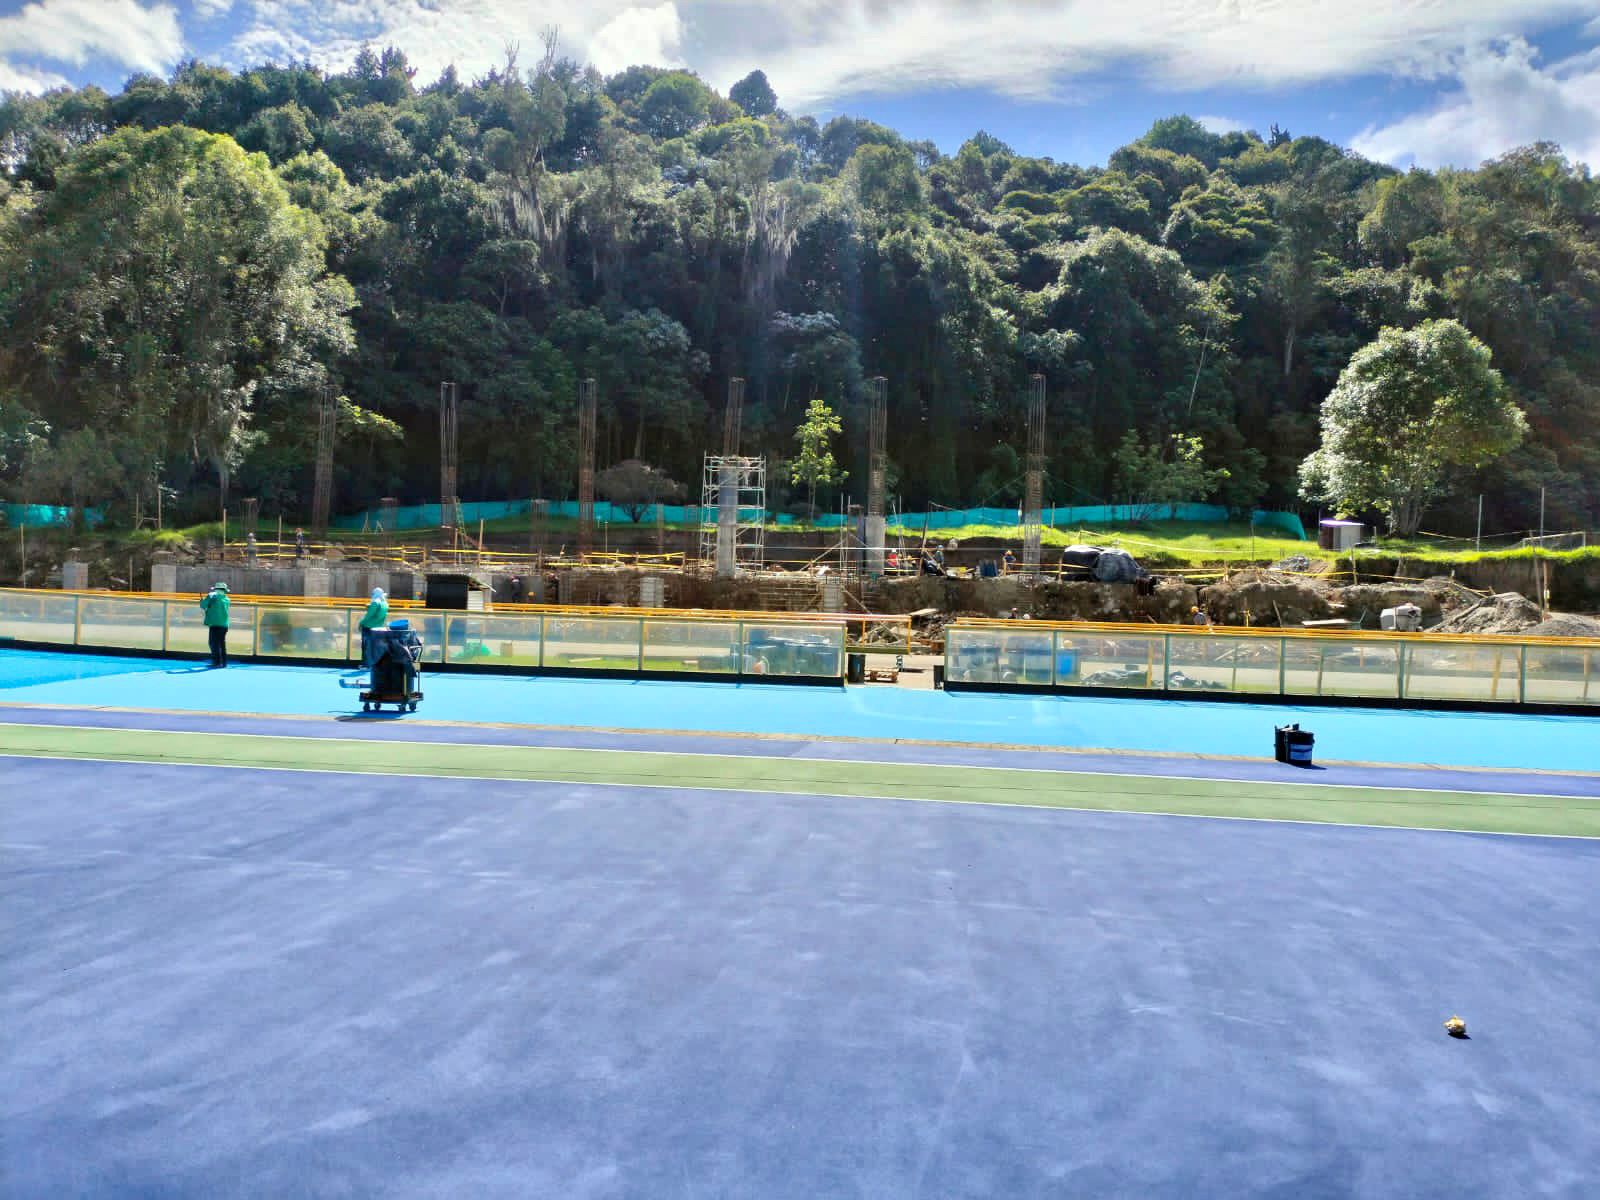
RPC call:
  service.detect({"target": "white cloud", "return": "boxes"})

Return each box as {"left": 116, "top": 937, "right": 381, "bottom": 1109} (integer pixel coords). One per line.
{"left": 227, "top": 0, "right": 679, "bottom": 85}
{"left": 1195, "top": 114, "right": 1247, "bottom": 134}
{"left": 697, "top": 0, "right": 1600, "bottom": 106}
{"left": 589, "top": 4, "right": 684, "bottom": 76}
{"left": 0, "top": 58, "right": 69, "bottom": 92}
{"left": 193, "top": 0, "right": 234, "bottom": 17}
{"left": 1351, "top": 38, "right": 1600, "bottom": 169}
{"left": 216, "top": 0, "right": 1599, "bottom": 105}
{"left": 0, "top": 0, "right": 182, "bottom": 94}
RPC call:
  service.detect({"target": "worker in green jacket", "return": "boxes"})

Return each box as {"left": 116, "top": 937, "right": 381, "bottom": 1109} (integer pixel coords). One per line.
{"left": 200, "top": 582, "right": 231, "bottom": 668}
{"left": 359, "top": 587, "right": 389, "bottom": 668}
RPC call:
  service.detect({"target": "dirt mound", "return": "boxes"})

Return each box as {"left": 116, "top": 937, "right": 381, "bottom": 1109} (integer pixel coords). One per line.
{"left": 1525, "top": 613, "right": 1600, "bottom": 639}
{"left": 1199, "top": 570, "right": 1341, "bottom": 626}
{"left": 1025, "top": 578, "right": 1198, "bottom": 623}
{"left": 1334, "top": 578, "right": 1468, "bottom": 624}
{"left": 1431, "top": 593, "right": 1544, "bottom": 635}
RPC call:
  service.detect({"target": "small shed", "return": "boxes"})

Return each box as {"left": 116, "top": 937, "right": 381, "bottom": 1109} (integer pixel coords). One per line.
{"left": 1318, "top": 520, "right": 1364, "bottom": 551}
{"left": 424, "top": 573, "right": 489, "bottom": 611}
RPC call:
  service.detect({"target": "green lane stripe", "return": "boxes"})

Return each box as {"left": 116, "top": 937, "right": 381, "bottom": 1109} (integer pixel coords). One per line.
{"left": 1, "top": 724, "right": 1597, "bottom": 839}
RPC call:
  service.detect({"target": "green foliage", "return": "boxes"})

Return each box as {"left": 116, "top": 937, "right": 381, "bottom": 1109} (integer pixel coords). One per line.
{"left": 638, "top": 72, "right": 713, "bottom": 140}
{"left": 1161, "top": 183, "right": 1275, "bottom": 274}
{"left": 1059, "top": 175, "right": 1155, "bottom": 238}
{"left": 1, "top": 54, "right": 1595, "bottom": 535}
{"left": 1300, "top": 320, "right": 1527, "bottom": 534}
{"left": 595, "top": 459, "right": 684, "bottom": 522}
{"left": 1, "top": 124, "right": 353, "bottom": 517}
{"left": 789, "top": 397, "right": 846, "bottom": 516}
{"left": 728, "top": 70, "right": 777, "bottom": 118}
{"left": 850, "top": 142, "right": 922, "bottom": 216}
{"left": 1113, "top": 432, "right": 1230, "bottom": 514}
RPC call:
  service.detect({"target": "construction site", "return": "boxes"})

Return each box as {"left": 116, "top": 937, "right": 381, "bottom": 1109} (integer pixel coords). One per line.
{"left": 6, "top": 374, "right": 1600, "bottom": 682}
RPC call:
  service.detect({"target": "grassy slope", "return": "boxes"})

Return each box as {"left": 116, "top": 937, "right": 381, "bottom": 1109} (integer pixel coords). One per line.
{"left": 13, "top": 518, "right": 1597, "bottom": 574}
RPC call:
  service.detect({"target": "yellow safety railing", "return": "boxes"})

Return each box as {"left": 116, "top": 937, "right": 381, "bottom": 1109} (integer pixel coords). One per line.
{"left": 0, "top": 588, "right": 847, "bottom": 680}
{"left": 0, "top": 585, "right": 423, "bottom": 610}
{"left": 945, "top": 618, "right": 1600, "bottom": 707}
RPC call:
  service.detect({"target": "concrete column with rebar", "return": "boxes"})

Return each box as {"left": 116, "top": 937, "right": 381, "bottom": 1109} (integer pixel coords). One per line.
{"left": 866, "top": 376, "right": 888, "bottom": 578}
{"left": 716, "top": 460, "right": 739, "bottom": 577}
{"left": 1023, "top": 374, "right": 1046, "bottom": 577}
{"left": 577, "top": 379, "right": 598, "bottom": 558}
{"left": 438, "top": 381, "right": 459, "bottom": 531}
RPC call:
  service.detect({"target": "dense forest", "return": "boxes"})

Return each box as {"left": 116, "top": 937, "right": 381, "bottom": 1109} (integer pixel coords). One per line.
{"left": 1, "top": 43, "right": 1597, "bottom": 533}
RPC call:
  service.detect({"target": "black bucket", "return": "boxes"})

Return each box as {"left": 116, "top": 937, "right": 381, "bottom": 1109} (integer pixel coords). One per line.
{"left": 1275, "top": 723, "right": 1314, "bottom": 767}
{"left": 846, "top": 652, "right": 866, "bottom": 684}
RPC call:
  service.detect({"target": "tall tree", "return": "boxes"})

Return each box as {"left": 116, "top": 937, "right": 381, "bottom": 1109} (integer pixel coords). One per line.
{"left": 0, "top": 125, "right": 354, "bottom": 515}
{"left": 789, "top": 396, "right": 845, "bottom": 518}
{"left": 1299, "top": 320, "right": 1526, "bottom": 534}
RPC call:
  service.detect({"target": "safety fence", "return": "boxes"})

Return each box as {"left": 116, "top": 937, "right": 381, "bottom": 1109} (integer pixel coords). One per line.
{"left": 332, "top": 499, "right": 1308, "bottom": 540}
{"left": 0, "top": 589, "right": 847, "bottom": 681}
{"left": 944, "top": 619, "right": 1600, "bottom": 708}
{"left": 2, "top": 503, "right": 106, "bottom": 529}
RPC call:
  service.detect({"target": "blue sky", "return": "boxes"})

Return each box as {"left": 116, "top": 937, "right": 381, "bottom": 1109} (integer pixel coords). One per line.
{"left": 2, "top": 1, "right": 1598, "bottom": 169}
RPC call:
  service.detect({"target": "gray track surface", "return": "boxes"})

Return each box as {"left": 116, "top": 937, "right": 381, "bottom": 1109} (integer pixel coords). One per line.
{"left": 4, "top": 757, "right": 1599, "bottom": 1198}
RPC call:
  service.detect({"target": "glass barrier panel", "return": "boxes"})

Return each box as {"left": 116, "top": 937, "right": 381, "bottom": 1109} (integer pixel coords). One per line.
{"left": 1403, "top": 643, "right": 1521, "bottom": 703}
{"left": 405, "top": 613, "right": 446, "bottom": 665}
{"left": 742, "top": 622, "right": 844, "bottom": 678}
{"left": 543, "top": 616, "right": 643, "bottom": 670}
{"left": 1050, "top": 632, "right": 1163, "bottom": 690}
{"left": 978, "top": 629, "right": 1053, "bottom": 686}
{"left": 254, "top": 605, "right": 352, "bottom": 660}
{"left": 643, "top": 619, "right": 739, "bottom": 674}
{"left": 1166, "top": 633, "right": 1282, "bottom": 695}
{"left": 0, "top": 591, "right": 79, "bottom": 644}
{"left": 1522, "top": 643, "right": 1599, "bottom": 707}
{"left": 1282, "top": 638, "right": 1399, "bottom": 698}
{"left": 167, "top": 602, "right": 258, "bottom": 656}
{"left": 443, "top": 613, "right": 542, "bottom": 667}
{"left": 76, "top": 596, "right": 166, "bottom": 651}
{"left": 944, "top": 629, "right": 999, "bottom": 685}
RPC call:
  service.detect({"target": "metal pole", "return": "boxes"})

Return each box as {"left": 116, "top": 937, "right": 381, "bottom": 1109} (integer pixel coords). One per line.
{"left": 1538, "top": 487, "right": 1547, "bottom": 618}
{"left": 1475, "top": 495, "right": 1482, "bottom": 552}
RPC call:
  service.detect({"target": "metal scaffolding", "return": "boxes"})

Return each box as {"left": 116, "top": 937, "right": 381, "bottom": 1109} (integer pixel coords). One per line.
{"left": 698, "top": 455, "right": 766, "bottom": 577}
{"left": 722, "top": 376, "right": 745, "bottom": 457}
{"left": 312, "top": 385, "right": 335, "bottom": 534}
{"left": 439, "top": 381, "right": 459, "bottom": 528}
{"left": 1023, "top": 373, "right": 1046, "bottom": 577}
{"left": 865, "top": 375, "right": 887, "bottom": 578}
{"left": 576, "top": 378, "right": 598, "bottom": 557}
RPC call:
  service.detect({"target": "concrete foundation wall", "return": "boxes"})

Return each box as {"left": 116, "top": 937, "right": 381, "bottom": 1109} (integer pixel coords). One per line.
{"left": 173, "top": 565, "right": 419, "bottom": 600}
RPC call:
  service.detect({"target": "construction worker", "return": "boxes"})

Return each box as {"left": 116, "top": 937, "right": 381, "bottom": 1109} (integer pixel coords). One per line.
{"left": 1191, "top": 606, "right": 1211, "bottom": 626}
{"left": 1003, "top": 548, "right": 1017, "bottom": 575}
{"left": 295, "top": 528, "right": 307, "bottom": 560}
{"left": 200, "top": 582, "right": 231, "bottom": 668}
